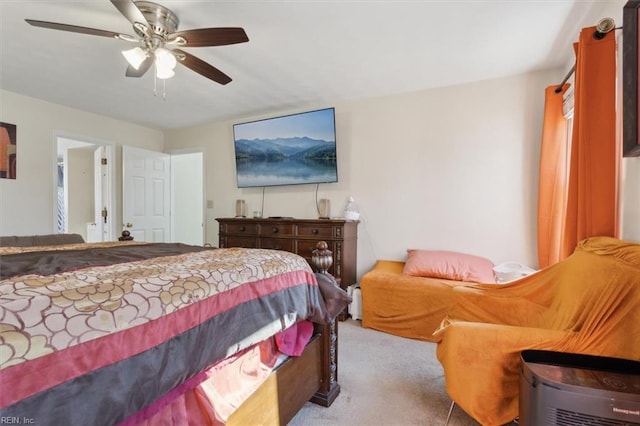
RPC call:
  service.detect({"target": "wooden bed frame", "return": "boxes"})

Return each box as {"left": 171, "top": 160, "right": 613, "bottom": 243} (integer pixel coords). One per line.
{"left": 229, "top": 242, "right": 341, "bottom": 424}
{"left": 229, "top": 323, "right": 337, "bottom": 425}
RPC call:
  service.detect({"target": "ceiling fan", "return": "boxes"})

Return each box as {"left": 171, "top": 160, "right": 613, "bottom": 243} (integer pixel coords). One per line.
{"left": 25, "top": 0, "right": 249, "bottom": 85}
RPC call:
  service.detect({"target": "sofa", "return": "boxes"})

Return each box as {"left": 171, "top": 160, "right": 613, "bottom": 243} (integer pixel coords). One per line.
{"left": 360, "top": 249, "right": 497, "bottom": 342}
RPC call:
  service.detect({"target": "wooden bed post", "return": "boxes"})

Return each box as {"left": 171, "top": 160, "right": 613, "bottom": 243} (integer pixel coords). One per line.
{"left": 310, "top": 241, "right": 341, "bottom": 407}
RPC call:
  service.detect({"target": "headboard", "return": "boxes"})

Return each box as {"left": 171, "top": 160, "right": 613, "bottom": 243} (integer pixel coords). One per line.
{"left": 0, "top": 233, "right": 85, "bottom": 247}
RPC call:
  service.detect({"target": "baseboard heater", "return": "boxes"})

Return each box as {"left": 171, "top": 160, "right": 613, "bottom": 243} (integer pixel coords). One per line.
{"left": 347, "top": 285, "right": 362, "bottom": 320}
{"left": 519, "top": 350, "right": 640, "bottom": 425}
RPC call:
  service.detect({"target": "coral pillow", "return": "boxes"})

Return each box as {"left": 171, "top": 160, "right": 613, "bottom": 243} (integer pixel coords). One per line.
{"left": 402, "top": 249, "right": 496, "bottom": 283}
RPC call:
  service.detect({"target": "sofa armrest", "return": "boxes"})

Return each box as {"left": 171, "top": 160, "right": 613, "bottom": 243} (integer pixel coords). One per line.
{"left": 436, "top": 321, "right": 570, "bottom": 425}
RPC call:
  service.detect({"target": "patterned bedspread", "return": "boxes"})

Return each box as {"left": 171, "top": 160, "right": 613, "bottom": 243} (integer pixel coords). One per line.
{"left": 0, "top": 243, "right": 335, "bottom": 425}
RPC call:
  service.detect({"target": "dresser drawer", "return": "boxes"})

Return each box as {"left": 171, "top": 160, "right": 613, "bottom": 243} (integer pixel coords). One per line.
{"left": 223, "top": 223, "right": 258, "bottom": 235}
{"left": 259, "top": 238, "right": 294, "bottom": 252}
{"left": 297, "top": 240, "right": 322, "bottom": 257}
{"left": 297, "top": 224, "right": 334, "bottom": 238}
{"left": 222, "top": 236, "right": 257, "bottom": 248}
{"left": 258, "top": 223, "right": 294, "bottom": 237}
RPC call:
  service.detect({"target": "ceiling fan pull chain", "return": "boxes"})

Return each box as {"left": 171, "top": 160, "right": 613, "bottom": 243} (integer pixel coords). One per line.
{"left": 153, "top": 68, "right": 158, "bottom": 97}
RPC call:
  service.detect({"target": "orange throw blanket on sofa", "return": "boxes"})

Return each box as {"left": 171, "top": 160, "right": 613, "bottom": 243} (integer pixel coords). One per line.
{"left": 434, "top": 236, "right": 640, "bottom": 425}
{"left": 360, "top": 260, "right": 476, "bottom": 342}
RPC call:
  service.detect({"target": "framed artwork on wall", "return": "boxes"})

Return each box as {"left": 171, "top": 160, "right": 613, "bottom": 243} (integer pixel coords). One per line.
{"left": 623, "top": 0, "right": 640, "bottom": 157}
{"left": 0, "top": 122, "right": 17, "bottom": 179}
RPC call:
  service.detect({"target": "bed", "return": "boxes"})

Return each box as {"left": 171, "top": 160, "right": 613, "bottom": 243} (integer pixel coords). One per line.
{"left": 0, "top": 236, "right": 351, "bottom": 425}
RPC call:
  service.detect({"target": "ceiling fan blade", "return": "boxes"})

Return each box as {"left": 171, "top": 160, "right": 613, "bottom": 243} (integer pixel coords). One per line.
{"left": 25, "top": 19, "right": 127, "bottom": 39}
{"left": 173, "top": 49, "right": 232, "bottom": 85}
{"left": 125, "top": 56, "right": 153, "bottom": 77}
{"left": 168, "top": 28, "right": 249, "bottom": 47}
{"left": 110, "top": 0, "right": 151, "bottom": 37}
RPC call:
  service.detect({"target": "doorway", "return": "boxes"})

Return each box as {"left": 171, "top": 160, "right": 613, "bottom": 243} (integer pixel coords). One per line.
{"left": 122, "top": 146, "right": 204, "bottom": 245}
{"left": 55, "top": 136, "right": 114, "bottom": 242}
{"left": 170, "top": 150, "right": 204, "bottom": 246}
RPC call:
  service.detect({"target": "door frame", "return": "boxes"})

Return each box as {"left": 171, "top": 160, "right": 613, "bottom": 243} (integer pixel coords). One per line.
{"left": 52, "top": 131, "right": 116, "bottom": 241}
{"left": 167, "top": 147, "right": 206, "bottom": 245}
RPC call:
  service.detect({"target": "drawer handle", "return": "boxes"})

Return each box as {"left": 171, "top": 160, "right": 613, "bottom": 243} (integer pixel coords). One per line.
{"left": 312, "top": 228, "right": 319, "bottom": 235}
{"left": 272, "top": 227, "right": 279, "bottom": 233}
{"left": 240, "top": 226, "right": 245, "bottom": 232}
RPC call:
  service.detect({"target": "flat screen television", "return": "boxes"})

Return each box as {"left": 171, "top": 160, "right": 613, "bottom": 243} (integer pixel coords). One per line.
{"left": 233, "top": 107, "right": 338, "bottom": 188}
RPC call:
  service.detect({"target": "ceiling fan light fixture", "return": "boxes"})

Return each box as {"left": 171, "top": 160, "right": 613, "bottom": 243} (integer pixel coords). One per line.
{"left": 156, "top": 66, "right": 175, "bottom": 80}
{"left": 122, "top": 47, "right": 147, "bottom": 70}
{"left": 26, "top": 0, "right": 249, "bottom": 87}
{"left": 155, "top": 48, "right": 177, "bottom": 70}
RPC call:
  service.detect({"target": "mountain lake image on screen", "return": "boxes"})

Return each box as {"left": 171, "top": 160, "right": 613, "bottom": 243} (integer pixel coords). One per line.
{"left": 233, "top": 107, "right": 338, "bottom": 188}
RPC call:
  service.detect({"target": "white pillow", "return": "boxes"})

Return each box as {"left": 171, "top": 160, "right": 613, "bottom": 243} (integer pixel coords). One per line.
{"left": 493, "top": 262, "right": 537, "bottom": 283}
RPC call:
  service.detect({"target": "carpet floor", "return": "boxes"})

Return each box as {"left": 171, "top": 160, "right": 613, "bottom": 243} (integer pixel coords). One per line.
{"left": 288, "top": 320, "right": 479, "bottom": 426}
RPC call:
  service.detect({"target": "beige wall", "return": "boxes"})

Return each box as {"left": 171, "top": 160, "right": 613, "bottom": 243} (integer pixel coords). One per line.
{"left": 166, "top": 69, "right": 640, "bottom": 278}
{"left": 166, "top": 70, "right": 562, "bottom": 276}
{"left": 590, "top": 0, "right": 640, "bottom": 244}
{"left": 66, "top": 147, "right": 94, "bottom": 239}
{"left": 162, "top": 0, "right": 639, "bottom": 275}
{"left": 621, "top": 159, "right": 640, "bottom": 242}
{"left": 2, "top": 70, "right": 637, "bottom": 280}
{"left": 0, "top": 90, "right": 163, "bottom": 236}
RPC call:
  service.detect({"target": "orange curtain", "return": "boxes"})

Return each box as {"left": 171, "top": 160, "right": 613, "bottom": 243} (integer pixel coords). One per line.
{"left": 537, "top": 84, "right": 570, "bottom": 268}
{"left": 538, "top": 26, "right": 619, "bottom": 268}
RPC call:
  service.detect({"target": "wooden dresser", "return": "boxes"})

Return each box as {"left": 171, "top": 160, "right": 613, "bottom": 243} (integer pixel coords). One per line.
{"left": 216, "top": 217, "right": 359, "bottom": 291}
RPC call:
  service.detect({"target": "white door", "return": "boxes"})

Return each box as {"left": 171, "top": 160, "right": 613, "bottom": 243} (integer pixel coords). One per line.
{"left": 123, "top": 146, "right": 171, "bottom": 242}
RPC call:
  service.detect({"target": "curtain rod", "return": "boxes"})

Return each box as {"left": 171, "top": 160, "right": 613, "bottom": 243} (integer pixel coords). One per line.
{"left": 554, "top": 65, "right": 575, "bottom": 93}
{"left": 553, "top": 18, "right": 619, "bottom": 94}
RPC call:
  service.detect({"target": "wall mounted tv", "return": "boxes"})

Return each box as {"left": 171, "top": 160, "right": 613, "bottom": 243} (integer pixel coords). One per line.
{"left": 233, "top": 107, "right": 338, "bottom": 188}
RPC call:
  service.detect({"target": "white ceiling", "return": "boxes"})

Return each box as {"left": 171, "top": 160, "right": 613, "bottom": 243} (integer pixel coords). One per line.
{"left": 0, "top": 0, "right": 618, "bottom": 130}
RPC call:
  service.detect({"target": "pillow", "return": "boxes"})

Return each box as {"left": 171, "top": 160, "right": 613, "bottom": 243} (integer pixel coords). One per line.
{"left": 402, "top": 249, "right": 496, "bottom": 283}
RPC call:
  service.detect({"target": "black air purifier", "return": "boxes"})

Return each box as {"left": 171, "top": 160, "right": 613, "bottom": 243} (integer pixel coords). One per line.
{"left": 519, "top": 350, "right": 640, "bottom": 425}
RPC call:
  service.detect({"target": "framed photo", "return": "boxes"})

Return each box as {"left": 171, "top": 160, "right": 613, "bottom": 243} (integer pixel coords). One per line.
{"left": 0, "top": 122, "right": 17, "bottom": 179}
{"left": 623, "top": 0, "right": 640, "bottom": 157}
